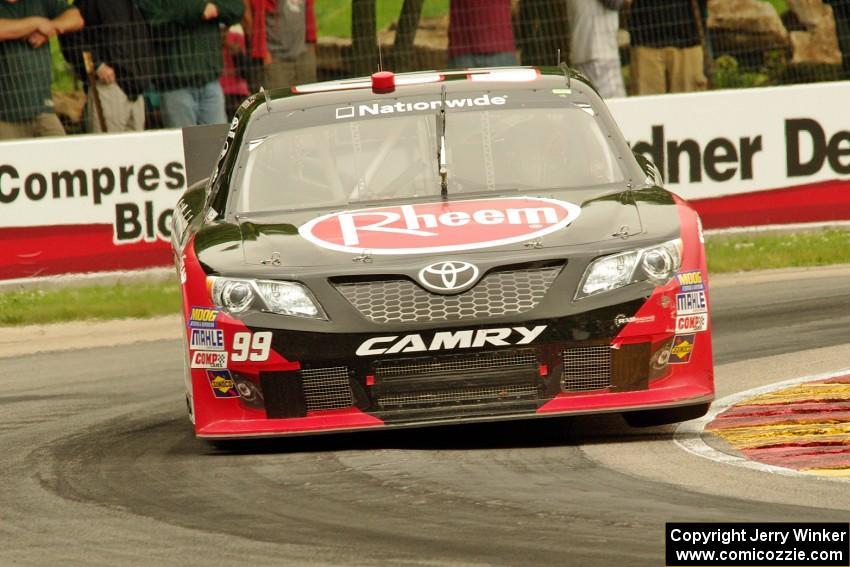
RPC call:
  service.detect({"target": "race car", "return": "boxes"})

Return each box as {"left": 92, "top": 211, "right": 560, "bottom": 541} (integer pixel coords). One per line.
{"left": 172, "top": 66, "right": 714, "bottom": 440}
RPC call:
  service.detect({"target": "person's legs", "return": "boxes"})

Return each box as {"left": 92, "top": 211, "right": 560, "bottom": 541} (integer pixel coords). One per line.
{"left": 197, "top": 81, "right": 227, "bottom": 125}
{"left": 33, "top": 113, "right": 65, "bottom": 137}
{"left": 630, "top": 46, "right": 666, "bottom": 95}
{"left": 575, "top": 60, "right": 626, "bottom": 99}
{"left": 160, "top": 88, "right": 199, "bottom": 128}
{"left": 127, "top": 95, "right": 146, "bottom": 131}
{"left": 0, "top": 120, "right": 34, "bottom": 140}
{"left": 669, "top": 45, "right": 707, "bottom": 93}
{"left": 263, "top": 59, "right": 298, "bottom": 91}
{"left": 448, "top": 53, "right": 477, "bottom": 68}
{"left": 295, "top": 44, "right": 318, "bottom": 84}
{"left": 473, "top": 51, "right": 517, "bottom": 67}
{"left": 89, "top": 82, "right": 133, "bottom": 133}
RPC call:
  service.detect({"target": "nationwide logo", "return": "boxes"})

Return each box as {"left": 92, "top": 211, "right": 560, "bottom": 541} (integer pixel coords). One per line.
{"left": 191, "top": 350, "right": 229, "bottom": 369}
{"left": 356, "top": 325, "right": 547, "bottom": 356}
{"left": 188, "top": 307, "right": 220, "bottom": 329}
{"left": 675, "top": 314, "right": 708, "bottom": 333}
{"left": 676, "top": 290, "right": 707, "bottom": 316}
{"left": 190, "top": 328, "right": 225, "bottom": 350}
{"left": 335, "top": 93, "right": 508, "bottom": 120}
{"left": 206, "top": 370, "right": 239, "bottom": 398}
{"left": 670, "top": 334, "right": 696, "bottom": 364}
{"left": 299, "top": 197, "right": 581, "bottom": 255}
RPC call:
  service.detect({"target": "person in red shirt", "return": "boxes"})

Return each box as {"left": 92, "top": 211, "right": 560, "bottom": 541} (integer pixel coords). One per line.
{"left": 448, "top": 0, "right": 517, "bottom": 68}
{"left": 245, "top": 0, "right": 316, "bottom": 91}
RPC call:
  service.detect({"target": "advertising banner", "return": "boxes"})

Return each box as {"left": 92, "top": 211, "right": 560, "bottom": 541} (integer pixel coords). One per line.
{"left": 0, "top": 130, "right": 185, "bottom": 279}
{"left": 608, "top": 80, "right": 850, "bottom": 228}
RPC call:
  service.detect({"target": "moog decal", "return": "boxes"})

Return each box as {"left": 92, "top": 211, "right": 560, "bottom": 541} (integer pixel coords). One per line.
{"left": 356, "top": 325, "right": 547, "bottom": 356}
{"left": 299, "top": 197, "right": 581, "bottom": 254}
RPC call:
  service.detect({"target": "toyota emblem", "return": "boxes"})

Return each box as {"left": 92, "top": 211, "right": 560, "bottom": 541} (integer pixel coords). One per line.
{"left": 417, "top": 261, "right": 481, "bottom": 294}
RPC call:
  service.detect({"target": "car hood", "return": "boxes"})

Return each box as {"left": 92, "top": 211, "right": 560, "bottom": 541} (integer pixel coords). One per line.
{"left": 236, "top": 187, "right": 644, "bottom": 267}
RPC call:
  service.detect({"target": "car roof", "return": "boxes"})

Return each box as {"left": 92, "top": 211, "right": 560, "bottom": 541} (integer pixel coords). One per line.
{"left": 246, "top": 66, "right": 599, "bottom": 113}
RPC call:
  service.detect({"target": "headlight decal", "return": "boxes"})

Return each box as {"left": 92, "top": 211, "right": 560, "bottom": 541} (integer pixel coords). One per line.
{"left": 207, "top": 276, "right": 327, "bottom": 320}
{"left": 575, "top": 238, "right": 683, "bottom": 300}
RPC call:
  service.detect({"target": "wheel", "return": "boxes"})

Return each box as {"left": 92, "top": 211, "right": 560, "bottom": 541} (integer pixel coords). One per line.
{"left": 622, "top": 402, "right": 711, "bottom": 428}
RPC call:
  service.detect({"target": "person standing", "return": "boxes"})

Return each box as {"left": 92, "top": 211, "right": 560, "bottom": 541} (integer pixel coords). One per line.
{"left": 0, "top": 0, "right": 84, "bottom": 139}
{"left": 139, "top": 0, "right": 243, "bottom": 128}
{"left": 62, "top": 0, "right": 154, "bottom": 133}
{"left": 246, "top": 0, "right": 311, "bottom": 92}
{"left": 448, "top": 0, "right": 517, "bottom": 68}
{"left": 566, "top": 0, "right": 626, "bottom": 99}
{"left": 628, "top": 0, "right": 709, "bottom": 95}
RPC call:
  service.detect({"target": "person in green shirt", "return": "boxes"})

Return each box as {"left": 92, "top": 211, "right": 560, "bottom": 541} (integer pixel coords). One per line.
{"left": 0, "top": 0, "right": 83, "bottom": 139}
{"left": 139, "top": 0, "right": 243, "bottom": 128}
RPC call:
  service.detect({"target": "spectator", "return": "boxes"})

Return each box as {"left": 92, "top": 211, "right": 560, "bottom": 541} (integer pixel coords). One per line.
{"left": 245, "top": 0, "right": 313, "bottom": 92}
{"left": 825, "top": 0, "right": 850, "bottom": 79}
{"left": 566, "top": 0, "right": 626, "bottom": 98}
{"left": 221, "top": 24, "right": 250, "bottom": 117}
{"left": 0, "top": 0, "right": 83, "bottom": 139}
{"left": 298, "top": 0, "right": 317, "bottom": 84}
{"left": 61, "top": 0, "right": 154, "bottom": 133}
{"left": 139, "top": 0, "right": 243, "bottom": 128}
{"left": 628, "top": 0, "right": 708, "bottom": 95}
{"left": 448, "top": 0, "right": 517, "bottom": 68}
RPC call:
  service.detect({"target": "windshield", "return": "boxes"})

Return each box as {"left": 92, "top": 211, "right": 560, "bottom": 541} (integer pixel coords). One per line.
{"left": 238, "top": 106, "right": 624, "bottom": 213}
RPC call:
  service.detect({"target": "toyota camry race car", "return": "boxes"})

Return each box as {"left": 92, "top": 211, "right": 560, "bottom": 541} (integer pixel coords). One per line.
{"left": 172, "top": 66, "right": 714, "bottom": 440}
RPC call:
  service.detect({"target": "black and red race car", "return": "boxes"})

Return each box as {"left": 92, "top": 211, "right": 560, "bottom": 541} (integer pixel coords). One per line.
{"left": 172, "top": 67, "right": 713, "bottom": 439}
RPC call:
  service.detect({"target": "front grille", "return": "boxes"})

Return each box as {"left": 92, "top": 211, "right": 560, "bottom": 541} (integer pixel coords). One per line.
{"left": 334, "top": 265, "right": 562, "bottom": 324}
{"left": 373, "top": 350, "right": 541, "bottom": 412}
{"left": 561, "top": 345, "right": 612, "bottom": 392}
{"left": 379, "top": 384, "right": 538, "bottom": 410}
{"left": 376, "top": 350, "right": 538, "bottom": 378}
{"left": 300, "top": 366, "right": 354, "bottom": 412}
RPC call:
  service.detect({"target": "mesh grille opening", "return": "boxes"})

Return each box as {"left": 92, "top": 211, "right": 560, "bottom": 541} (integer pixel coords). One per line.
{"left": 300, "top": 366, "right": 354, "bottom": 412}
{"left": 334, "top": 266, "right": 562, "bottom": 324}
{"left": 378, "top": 384, "right": 538, "bottom": 410}
{"left": 376, "top": 350, "right": 537, "bottom": 379}
{"left": 561, "top": 345, "right": 612, "bottom": 392}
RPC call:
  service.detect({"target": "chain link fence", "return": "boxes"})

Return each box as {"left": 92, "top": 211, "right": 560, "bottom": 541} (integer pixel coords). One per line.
{"left": 0, "top": 0, "right": 848, "bottom": 139}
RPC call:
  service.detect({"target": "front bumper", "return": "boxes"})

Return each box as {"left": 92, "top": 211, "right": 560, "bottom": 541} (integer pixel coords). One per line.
{"left": 188, "top": 290, "right": 715, "bottom": 439}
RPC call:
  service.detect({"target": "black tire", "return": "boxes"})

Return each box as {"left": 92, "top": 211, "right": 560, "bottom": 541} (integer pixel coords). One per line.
{"left": 622, "top": 402, "right": 711, "bottom": 428}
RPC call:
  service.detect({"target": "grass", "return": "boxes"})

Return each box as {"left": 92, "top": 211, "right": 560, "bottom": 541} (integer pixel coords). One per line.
{"left": 318, "top": 0, "right": 449, "bottom": 38}
{"left": 0, "top": 282, "right": 180, "bottom": 327}
{"left": 706, "top": 229, "right": 850, "bottom": 273}
{"left": 0, "top": 229, "right": 848, "bottom": 327}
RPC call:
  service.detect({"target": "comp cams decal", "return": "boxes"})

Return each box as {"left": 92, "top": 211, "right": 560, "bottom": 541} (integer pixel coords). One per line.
{"left": 356, "top": 325, "right": 547, "bottom": 356}
{"left": 191, "top": 350, "right": 229, "bottom": 369}
{"left": 675, "top": 314, "right": 708, "bottom": 333}
{"left": 299, "top": 197, "right": 582, "bottom": 255}
{"left": 206, "top": 370, "right": 239, "bottom": 398}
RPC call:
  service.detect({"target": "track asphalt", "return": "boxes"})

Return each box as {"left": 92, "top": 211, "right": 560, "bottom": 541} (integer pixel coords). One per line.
{"left": 1, "top": 265, "right": 848, "bottom": 566}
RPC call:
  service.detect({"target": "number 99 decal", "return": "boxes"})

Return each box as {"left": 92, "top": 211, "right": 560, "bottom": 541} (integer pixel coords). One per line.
{"left": 231, "top": 331, "right": 273, "bottom": 362}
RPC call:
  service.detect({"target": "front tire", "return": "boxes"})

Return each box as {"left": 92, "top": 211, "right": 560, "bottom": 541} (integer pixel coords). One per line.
{"left": 622, "top": 402, "right": 711, "bottom": 427}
